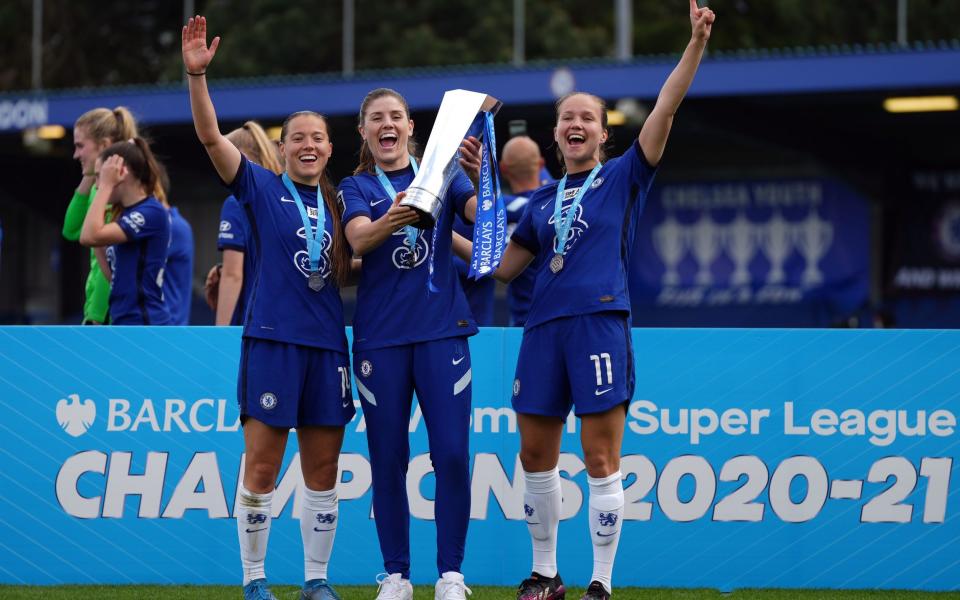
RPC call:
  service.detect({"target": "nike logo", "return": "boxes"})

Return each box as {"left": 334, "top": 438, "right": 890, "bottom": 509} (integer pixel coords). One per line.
{"left": 595, "top": 388, "right": 613, "bottom": 396}
{"left": 596, "top": 530, "right": 619, "bottom": 537}
{"left": 540, "top": 200, "right": 551, "bottom": 210}
{"left": 313, "top": 527, "right": 335, "bottom": 532}
{"left": 342, "top": 400, "right": 350, "bottom": 408}
{"left": 452, "top": 356, "right": 466, "bottom": 365}
{"left": 280, "top": 196, "right": 296, "bottom": 203}
{"left": 245, "top": 527, "right": 267, "bottom": 533}
{"left": 370, "top": 198, "right": 388, "bottom": 207}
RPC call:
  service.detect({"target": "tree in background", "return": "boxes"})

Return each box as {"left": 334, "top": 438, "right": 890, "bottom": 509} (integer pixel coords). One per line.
{"left": 2, "top": 0, "right": 959, "bottom": 92}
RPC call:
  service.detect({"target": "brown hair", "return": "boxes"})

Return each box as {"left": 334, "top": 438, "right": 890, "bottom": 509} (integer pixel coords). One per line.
{"left": 279, "top": 111, "right": 351, "bottom": 288}
{"left": 554, "top": 92, "right": 610, "bottom": 169}
{"left": 75, "top": 106, "right": 139, "bottom": 144}
{"left": 100, "top": 138, "right": 165, "bottom": 220}
{"left": 353, "top": 88, "right": 420, "bottom": 176}
{"left": 226, "top": 121, "right": 283, "bottom": 174}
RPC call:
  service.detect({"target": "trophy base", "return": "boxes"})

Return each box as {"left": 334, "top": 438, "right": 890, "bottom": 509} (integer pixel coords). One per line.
{"left": 400, "top": 187, "right": 443, "bottom": 229}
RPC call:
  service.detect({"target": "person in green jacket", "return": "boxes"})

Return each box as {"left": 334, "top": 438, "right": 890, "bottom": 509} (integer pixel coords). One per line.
{"left": 63, "top": 106, "right": 140, "bottom": 324}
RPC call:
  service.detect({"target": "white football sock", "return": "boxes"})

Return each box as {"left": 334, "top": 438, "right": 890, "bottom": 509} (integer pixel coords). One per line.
{"left": 237, "top": 485, "right": 273, "bottom": 585}
{"left": 588, "top": 471, "right": 624, "bottom": 593}
{"left": 523, "top": 467, "right": 562, "bottom": 578}
{"left": 301, "top": 486, "right": 338, "bottom": 581}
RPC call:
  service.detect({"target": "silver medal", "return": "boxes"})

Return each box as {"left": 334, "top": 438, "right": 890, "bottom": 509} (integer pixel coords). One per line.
{"left": 308, "top": 271, "right": 325, "bottom": 291}
{"left": 549, "top": 253, "right": 564, "bottom": 274}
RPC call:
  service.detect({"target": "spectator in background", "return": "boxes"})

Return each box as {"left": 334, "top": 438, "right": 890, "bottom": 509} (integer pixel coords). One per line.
{"left": 157, "top": 168, "right": 195, "bottom": 325}
{"left": 206, "top": 121, "right": 283, "bottom": 325}
{"left": 63, "top": 106, "right": 140, "bottom": 324}
{"left": 499, "top": 136, "right": 549, "bottom": 327}
{"left": 79, "top": 139, "right": 172, "bottom": 326}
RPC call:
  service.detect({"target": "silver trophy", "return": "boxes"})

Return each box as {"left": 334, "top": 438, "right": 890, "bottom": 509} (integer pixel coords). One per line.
{"left": 652, "top": 213, "right": 687, "bottom": 286}
{"left": 400, "top": 89, "right": 502, "bottom": 228}
{"left": 795, "top": 207, "right": 834, "bottom": 288}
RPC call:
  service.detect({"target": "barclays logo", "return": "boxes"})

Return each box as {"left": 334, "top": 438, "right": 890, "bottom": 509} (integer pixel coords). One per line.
{"left": 56, "top": 394, "right": 96, "bottom": 437}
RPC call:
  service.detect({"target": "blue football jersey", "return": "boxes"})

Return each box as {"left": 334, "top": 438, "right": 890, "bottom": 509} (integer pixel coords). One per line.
{"left": 339, "top": 164, "right": 479, "bottom": 351}
{"left": 452, "top": 212, "right": 495, "bottom": 326}
{"left": 217, "top": 196, "right": 257, "bottom": 326}
{"left": 163, "top": 206, "right": 194, "bottom": 325}
{"left": 108, "top": 196, "right": 172, "bottom": 325}
{"left": 511, "top": 141, "right": 657, "bottom": 330}
{"left": 227, "top": 158, "right": 348, "bottom": 352}
{"left": 503, "top": 191, "right": 537, "bottom": 326}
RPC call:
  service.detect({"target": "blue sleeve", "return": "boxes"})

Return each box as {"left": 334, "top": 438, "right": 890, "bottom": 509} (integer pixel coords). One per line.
{"left": 510, "top": 199, "right": 539, "bottom": 255}
{"left": 339, "top": 177, "right": 371, "bottom": 226}
{"left": 118, "top": 202, "right": 167, "bottom": 242}
{"left": 218, "top": 197, "right": 248, "bottom": 251}
{"left": 616, "top": 140, "right": 658, "bottom": 197}
{"left": 226, "top": 158, "right": 276, "bottom": 206}
{"left": 448, "top": 170, "right": 476, "bottom": 223}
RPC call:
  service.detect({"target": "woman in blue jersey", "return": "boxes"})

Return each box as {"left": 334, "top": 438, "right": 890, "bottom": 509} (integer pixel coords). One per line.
{"left": 79, "top": 138, "right": 172, "bottom": 326}
{"left": 183, "top": 16, "right": 352, "bottom": 600}
{"left": 212, "top": 121, "right": 283, "bottom": 325}
{"left": 467, "top": 4, "right": 716, "bottom": 599}
{"left": 339, "top": 88, "right": 480, "bottom": 600}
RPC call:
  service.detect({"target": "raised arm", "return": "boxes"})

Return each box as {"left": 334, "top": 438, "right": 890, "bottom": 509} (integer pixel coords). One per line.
{"left": 182, "top": 16, "right": 241, "bottom": 184}
{"left": 638, "top": 0, "right": 715, "bottom": 167}
{"left": 80, "top": 156, "right": 130, "bottom": 247}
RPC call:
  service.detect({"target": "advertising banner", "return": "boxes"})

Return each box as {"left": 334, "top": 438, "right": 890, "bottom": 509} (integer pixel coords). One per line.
{"left": 630, "top": 179, "right": 870, "bottom": 326}
{"left": 0, "top": 327, "right": 957, "bottom": 590}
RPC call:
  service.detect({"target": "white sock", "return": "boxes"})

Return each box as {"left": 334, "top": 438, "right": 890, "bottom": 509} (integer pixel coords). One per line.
{"left": 237, "top": 485, "right": 274, "bottom": 586}
{"left": 523, "top": 467, "right": 562, "bottom": 578}
{"left": 301, "top": 486, "right": 338, "bottom": 581}
{"left": 588, "top": 471, "right": 624, "bottom": 593}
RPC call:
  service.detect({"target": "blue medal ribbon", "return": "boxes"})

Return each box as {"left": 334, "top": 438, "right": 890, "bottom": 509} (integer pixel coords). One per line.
{"left": 281, "top": 172, "right": 326, "bottom": 279}
{"left": 553, "top": 163, "right": 602, "bottom": 257}
{"left": 374, "top": 157, "right": 420, "bottom": 265}
{"left": 468, "top": 111, "right": 506, "bottom": 279}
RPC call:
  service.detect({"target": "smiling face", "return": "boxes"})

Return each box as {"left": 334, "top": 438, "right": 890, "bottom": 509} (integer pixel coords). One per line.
{"left": 554, "top": 93, "right": 608, "bottom": 172}
{"left": 279, "top": 113, "right": 332, "bottom": 186}
{"left": 73, "top": 126, "right": 110, "bottom": 175}
{"left": 359, "top": 93, "right": 414, "bottom": 170}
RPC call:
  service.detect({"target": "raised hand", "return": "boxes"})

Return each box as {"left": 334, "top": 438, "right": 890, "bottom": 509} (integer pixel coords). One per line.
{"left": 98, "top": 155, "right": 127, "bottom": 189}
{"left": 689, "top": 0, "right": 716, "bottom": 43}
{"left": 182, "top": 15, "right": 221, "bottom": 74}
{"left": 458, "top": 136, "right": 483, "bottom": 188}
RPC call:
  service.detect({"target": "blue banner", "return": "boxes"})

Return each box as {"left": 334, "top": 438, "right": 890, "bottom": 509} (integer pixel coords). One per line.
{"left": 631, "top": 179, "right": 870, "bottom": 326}
{"left": 0, "top": 327, "right": 957, "bottom": 590}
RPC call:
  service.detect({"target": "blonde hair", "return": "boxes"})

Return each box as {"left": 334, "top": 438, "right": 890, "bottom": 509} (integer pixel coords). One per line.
{"left": 75, "top": 106, "right": 139, "bottom": 144}
{"left": 226, "top": 121, "right": 283, "bottom": 174}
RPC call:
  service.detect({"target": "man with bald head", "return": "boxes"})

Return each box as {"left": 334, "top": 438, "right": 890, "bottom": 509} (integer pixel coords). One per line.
{"left": 499, "top": 136, "right": 551, "bottom": 326}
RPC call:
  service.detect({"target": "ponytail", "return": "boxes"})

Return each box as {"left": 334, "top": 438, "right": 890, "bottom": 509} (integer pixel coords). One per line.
{"left": 75, "top": 106, "right": 140, "bottom": 145}
{"left": 226, "top": 121, "right": 283, "bottom": 175}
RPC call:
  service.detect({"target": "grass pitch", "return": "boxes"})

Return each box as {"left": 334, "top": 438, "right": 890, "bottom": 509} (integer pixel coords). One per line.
{"left": 1, "top": 587, "right": 958, "bottom": 600}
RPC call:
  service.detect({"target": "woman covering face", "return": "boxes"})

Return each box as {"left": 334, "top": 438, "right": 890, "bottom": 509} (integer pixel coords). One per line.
{"left": 182, "top": 16, "right": 352, "bottom": 600}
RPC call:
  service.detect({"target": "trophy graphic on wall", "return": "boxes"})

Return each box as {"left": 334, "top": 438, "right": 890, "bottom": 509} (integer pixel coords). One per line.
{"left": 401, "top": 89, "right": 502, "bottom": 228}
{"left": 653, "top": 213, "right": 687, "bottom": 286}
{"left": 691, "top": 213, "right": 720, "bottom": 286}
{"left": 759, "top": 210, "right": 791, "bottom": 285}
{"left": 724, "top": 211, "right": 757, "bottom": 287}
{"left": 795, "top": 207, "right": 834, "bottom": 288}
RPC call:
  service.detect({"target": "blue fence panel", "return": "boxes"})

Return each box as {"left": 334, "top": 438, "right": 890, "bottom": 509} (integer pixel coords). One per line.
{"left": 0, "top": 327, "right": 957, "bottom": 590}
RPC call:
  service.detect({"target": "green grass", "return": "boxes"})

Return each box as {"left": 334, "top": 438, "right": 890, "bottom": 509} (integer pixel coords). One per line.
{"left": 1, "top": 587, "right": 958, "bottom": 600}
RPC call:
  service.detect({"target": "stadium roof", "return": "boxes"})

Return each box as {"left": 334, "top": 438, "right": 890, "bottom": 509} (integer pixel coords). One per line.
{"left": 1, "top": 41, "right": 958, "bottom": 132}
